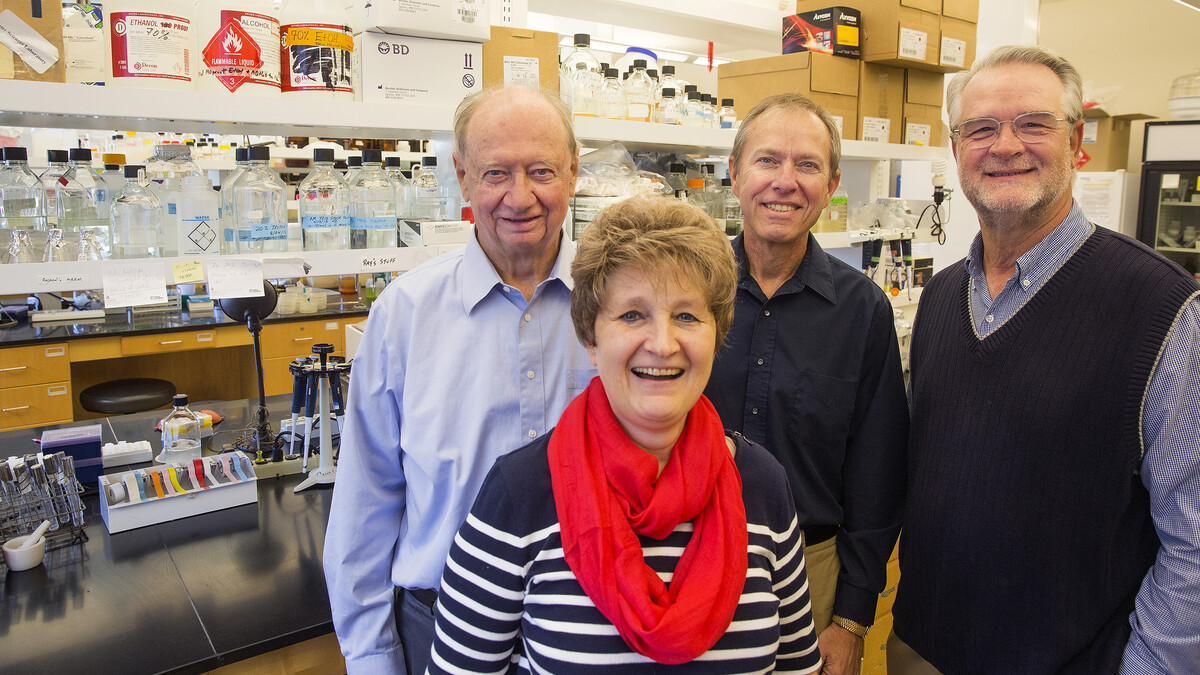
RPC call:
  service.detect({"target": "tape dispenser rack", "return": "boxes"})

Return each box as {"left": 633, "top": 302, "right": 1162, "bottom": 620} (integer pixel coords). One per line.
{"left": 98, "top": 452, "right": 258, "bottom": 534}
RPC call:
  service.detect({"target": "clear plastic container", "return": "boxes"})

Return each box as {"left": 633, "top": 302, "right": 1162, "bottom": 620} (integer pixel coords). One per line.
{"left": 177, "top": 174, "right": 222, "bottom": 255}
{"left": 59, "top": 148, "right": 112, "bottom": 255}
{"left": 1, "top": 148, "right": 49, "bottom": 232}
{"left": 623, "top": 59, "right": 654, "bottom": 122}
{"left": 1169, "top": 69, "right": 1200, "bottom": 121}
{"left": 39, "top": 150, "right": 71, "bottom": 227}
{"left": 159, "top": 394, "right": 203, "bottom": 464}
{"left": 560, "top": 33, "right": 603, "bottom": 118}
{"left": 231, "top": 146, "right": 289, "bottom": 253}
{"left": 681, "top": 91, "right": 705, "bottom": 127}
{"left": 385, "top": 156, "right": 412, "bottom": 220}
{"left": 411, "top": 155, "right": 446, "bottom": 221}
{"left": 299, "top": 148, "right": 350, "bottom": 251}
{"left": 719, "top": 98, "right": 737, "bottom": 129}
{"left": 218, "top": 147, "right": 250, "bottom": 253}
{"left": 110, "top": 165, "right": 164, "bottom": 258}
{"left": 600, "top": 68, "right": 624, "bottom": 120}
{"left": 349, "top": 148, "right": 398, "bottom": 249}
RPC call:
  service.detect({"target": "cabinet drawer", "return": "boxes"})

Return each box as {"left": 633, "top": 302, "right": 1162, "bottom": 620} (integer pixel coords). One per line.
{"left": 261, "top": 320, "right": 346, "bottom": 360}
{"left": 121, "top": 330, "right": 221, "bottom": 356}
{"left": 0, "top": 382, "right": 73, "bottom": 431}
{"left": 0, "top": 343, "right": 70, "bottom": 387}
{"left": 263, "top": 356, "right": 299, "bottom": 397}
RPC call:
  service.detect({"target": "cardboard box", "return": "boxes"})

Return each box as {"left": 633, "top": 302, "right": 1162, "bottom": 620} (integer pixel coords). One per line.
{"left": 718, "top": 52, "right": 859, "bottom": 140}
{"left": 943, "top": 0, "right": 980, "bottom": 23}
{"left": 354, "top": 32, "right": 482, "bottom": 107}
{"left": 903, "top": 101, "right": 943, "bottom": 146}
{"left": 905, "top": 67, "right": 944, "bottom": 107}
{"left": 1079, "top": 109, "right": 1155, "bottom": 172}
{"left": 782, "top": 7, "right": 861, "bottom": 59}
{"left": 482, "top": 25, "right": 558, "bottom": 92}
{"left": 800, "top": 0, "right": 940, "bottom": 70}
{"left": 938, "top": 15, "right": 976, "bottom": 71}
{"left": 859, "top": 62, "right": 905, "bottom": 143}
{"left": 0, "top": 0, "right": 65, "bottom": 82}
{"left": 360, "top": 0, "right": 491, "bottom": 43}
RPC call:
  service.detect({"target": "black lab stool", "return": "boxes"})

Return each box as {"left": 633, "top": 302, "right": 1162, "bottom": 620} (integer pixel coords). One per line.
{"left": 80, "top": 378, "right": 177, "bottom": 415}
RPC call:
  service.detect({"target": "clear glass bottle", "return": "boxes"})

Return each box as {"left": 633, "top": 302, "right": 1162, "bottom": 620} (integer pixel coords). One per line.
{"left": 702, "top": 164, "right": 721, "bottom": 216}
{"left": 110, "top": 164, "right": 164, "bottom": 259}
{"left": 218, "top": 147, "right": 250, "bottom": 253}
{"left": 384, "top": 156, "right": 412, "bottom": 219}
{"left": 560, "top": 33, "right": 602, "bottom": 118}
{"left": 722, "top": 177, "right": 742, "bottom": 236}
{"left": 412, "top": 155, "right": 445, "bottom": 221}
{"left": 623, "top": 59, "right": 654, "bottom": 123}
{"left": 42, "top": 228, "right": 69, "bottom": 262}
{"left": 158, "top": 144, "right": 202, "bottom": 256}
{"left": 39, "top": 149, "right": 72, "bottom": 226}
{"left": 348, "top": 148, "right": 398, "bottom": 249}
{"left": 681, "top": 91, "right": 705, "bottom": 127}
{"left": 657, "top": 65, "right": 682, "bottom": 104}
{"left": 827, "top": 184, "right": 849, "bottom": 233}
{"left": 719, "top": 98, "right": 737, "bottom": 129}
{"left": 666, "top": 162, "right": 687, "bottom": 194}
{"left": 686, "top": 176, "right": 708, "bottom": 213}
{"left": 701, "top": 94, "right": 717, "bottom": 128}
{"left": 101, "top": 162, "right": 126, "bottom": 202}
{"left": 600, "top": 68, "right": 624, "bottom": 120}
{"left": 344, "top": 154, "right": 362, "bottom": 184}
{"left": 177, "top": 174, "right": 222, "bottom": 255}
{"left": 58, "top": 148, "right": 111, "bottom": 254}
{"left": 299, "top": 148, "right": 350, "bottom": 251}
{"left": 77, "top": 228, "right": 105, "bottom": 261}
{"left": 232, "top": 146, "right": 289, "bottom": 253}
{"left": 159, "top": 394, "right": 202, "bottom": 464}
{"left": 0, "top": 148, "right": 48, "bottom": 231}
{"left": 2, "top": 230, "right": 34, "bottom": 264}
{"left": 657, "top": 87, "right": 681, "bottom": 125}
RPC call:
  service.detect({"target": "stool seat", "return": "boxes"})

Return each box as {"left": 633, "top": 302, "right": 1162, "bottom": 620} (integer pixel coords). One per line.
{"left": 80, "top": 378, "right": 177, "bottom": 415}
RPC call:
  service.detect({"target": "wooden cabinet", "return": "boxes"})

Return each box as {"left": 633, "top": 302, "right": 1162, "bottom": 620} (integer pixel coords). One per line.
{"left": 261, "top": 319, "right": 353, "bottom": 396}
{"left": 0, "top": 343, "right": 72, "bottom": 431}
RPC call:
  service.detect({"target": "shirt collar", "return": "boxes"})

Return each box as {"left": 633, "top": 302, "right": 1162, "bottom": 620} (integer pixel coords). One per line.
{"left": 964, "top": 200, "right": 1093, "bottom": 288}
{"left": 462, "top": 222, "right": 575, "bottom": 312}
{"left": 732, "top": 233, "right": 837, "bottom": 304}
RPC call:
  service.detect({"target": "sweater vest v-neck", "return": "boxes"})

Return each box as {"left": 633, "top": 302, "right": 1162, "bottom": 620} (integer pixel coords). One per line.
{"left": 894, "top": 227, "right": 1198, "bottom": 674}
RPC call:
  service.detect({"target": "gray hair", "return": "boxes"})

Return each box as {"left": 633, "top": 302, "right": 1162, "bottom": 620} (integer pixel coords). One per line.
{"left": 453, "top": 86, "right": 578, "bottom": 159}
{"left": 730, "top": 93, "right": 842, "bottom": 177}
{"left": 947, "top": 45, "right": 1084, "bottom": 129}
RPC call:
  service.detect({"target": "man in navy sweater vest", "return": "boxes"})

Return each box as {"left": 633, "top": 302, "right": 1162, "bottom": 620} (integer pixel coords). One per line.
{"left": 889, "top": 46, "right": 1200, "bottom": 674}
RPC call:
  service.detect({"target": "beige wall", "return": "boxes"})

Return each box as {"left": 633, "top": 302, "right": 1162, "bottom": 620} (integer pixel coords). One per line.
{"left": 1039, "top": 0, "right": 1200, "bottom": 171}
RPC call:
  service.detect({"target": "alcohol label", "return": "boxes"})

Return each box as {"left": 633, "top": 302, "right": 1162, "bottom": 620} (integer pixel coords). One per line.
{"left": 110, "top": 12, "right": 191, "bottom": 82}
{"left": 899, "top": 28, "right": 927, "bottom": 61}
{"left": 502, "top": 55, "right": 539, "bottom": 88}
{"left": 940, "top": 36, "right": 966, "bottom": 68}
{"left": 0, "top": 10, "right": 60, "bottom": 74}
{"left": 250, "top": 221, "right": 288, "bottom": 240}
{"left": 200, "top": 10, "right": 281, "bottom": 92}
{"left": 862, "top": 116, "right": 891, "bottom": 144}
{"left": 281, "top": 22, "right": 353, "bottom": 94}
{"left": 351, "top": 216, "right": 397, "bottom": 231}
{"left": 302, "top": 214, "right": 350, "bottom": 229}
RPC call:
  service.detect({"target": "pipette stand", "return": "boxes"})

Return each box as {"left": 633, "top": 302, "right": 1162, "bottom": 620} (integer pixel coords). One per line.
{"left": 295, "top": 345, "right": 338, "bottom": 493}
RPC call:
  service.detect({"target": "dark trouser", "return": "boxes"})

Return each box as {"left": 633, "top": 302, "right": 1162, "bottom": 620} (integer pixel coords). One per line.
{"left": 395, "top": 587, "right": 437, "bottom": 675}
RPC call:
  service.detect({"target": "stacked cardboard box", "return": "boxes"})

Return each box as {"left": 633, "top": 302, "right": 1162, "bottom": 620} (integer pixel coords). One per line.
{"left": 718, "top": 52, "right": 860, "bottom": 140}
{"left": 481, "top": 26, "right": 559, "bottom": 93}
{"left": 903, "top": 68, "right": 944, "bottom": 146}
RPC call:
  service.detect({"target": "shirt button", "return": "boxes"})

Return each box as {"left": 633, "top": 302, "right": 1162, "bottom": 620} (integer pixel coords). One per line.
{"left": 757, "top": 358, "right": 764, "bottom": 365}
{"left": 763, "top": 310, "right": 770, "bottom": 317}
{"left": 528, "top": 429, "right": 537, "bottom": 438}
{"left": 523, "top": 313, "right": 532, "bottom": 322}
{"left": 1022, "top": 279, "right": 1030, "bottom": 288}
{"left": 526, "top": 370, "right": 535, "bottom": 379}
{"left": 751, "top": 408, "right": 759, "bottom": 415}
{"left": 985, "top": 314, "right": 994, "bottom": 323}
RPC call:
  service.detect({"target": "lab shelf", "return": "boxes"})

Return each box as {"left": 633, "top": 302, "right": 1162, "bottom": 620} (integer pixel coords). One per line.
{"left": 1157, "top": 246, "right": 1200, "bottom": 253}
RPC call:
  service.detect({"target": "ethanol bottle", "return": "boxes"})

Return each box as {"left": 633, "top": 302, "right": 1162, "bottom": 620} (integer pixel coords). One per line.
{"left": 348, "top": 148, "right": 398, "bottom": 249}
{"left": 279, "top": 0, "right": 354, "bottom": 99}
{"left": 384, "top": 156, "right": 412, "bottom": 219}
{"left": 106, "top": 0, "right": 194, "bottom": 90}
{"left": 110, "top": 165, "right": 163, "bottom": 259}
{"left": 623, "top": 60, "right": 654, "bottom": 122}
{"left": 40, "top": 150, "right": 72, "bottom": 226}
{"left": 0, "top": 147, "right": 47, "bottom": 231}
{"left": 159, "top": 394, "right": 202, "bottom": 464}
{"left": 600, "top": 68, "right": 624, "bottom": 120}
{"left": 194, "top": 0, "right": 282, "bottom": 96}
{"left": 231, "top": 146, "right": 289, "bottom": 253}
{"left": 298, "top": 148, "right": 350, "bottom": 251}
{"left": 412, "top": 155, "right": 445, "bottom": 221}
{"left": 560, "top": 33, "right": 602, "bottom": 117}
{"left": 58, "top": 149, "right": 111, "bottom": 252}
{"left": 177, "top": 175, "right": 222, "bottom": 255}
{"left": 218, "top": 147, "right": 250, "bottom": 253}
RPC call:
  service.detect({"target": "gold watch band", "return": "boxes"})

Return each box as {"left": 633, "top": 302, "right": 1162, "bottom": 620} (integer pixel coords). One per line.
{"left": 831, "top": 615, "right": 870, "bottom": 638}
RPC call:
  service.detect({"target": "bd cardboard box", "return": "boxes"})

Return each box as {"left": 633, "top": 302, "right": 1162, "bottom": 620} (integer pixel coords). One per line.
{"left": 718, "top": 51, "right": 859, "bottom": 140}
{"left": 0, "top": 0, "right": 65, "bottom": 82}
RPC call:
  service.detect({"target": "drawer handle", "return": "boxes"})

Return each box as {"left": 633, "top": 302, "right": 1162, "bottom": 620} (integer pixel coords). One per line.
{"left": 197, "top": 332, "right": 214, "bottom": 342}
{"left": 1, "top": 406, "right": 30, "bottom": 413}
{"left": 0, "top": 366, "right": 28, "bottom": 373}
{"left": 160, "top": 339, "right": 184, "bottom": 345}
{"left": 47, "top": 386, "right": 68, "bottom": 396}
{"left": 293, "top": 337, "right": 314, "bottom": 342}
{"left": 45, "top": 347, "right": 66, "bottom": 357}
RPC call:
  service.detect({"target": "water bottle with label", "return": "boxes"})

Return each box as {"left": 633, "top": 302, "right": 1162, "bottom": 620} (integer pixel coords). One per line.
{"left": 218, "top": 147, "right": 250, "bottom": 253}
{"left": 177, "top": 175, "right": 222, "bottom": 255}
{"left": 152, "top": 145, "right": 202, "bottom": 256}
{"left": 299, "top": 148, "right": 350, "bottom": 251}
{"left": 348, "top": 148, "right": 398, "bottom": 249}
{"left": 159, "top": 394, "right": 203, "bottom": 464}
{"left": 110, "top": 165, "right": 163, "bottom": 258}
{"left": 623, "top": 60, "right": 654, "bottom": 122}
{"left": 232, "top": 146, "right": 289, "bottom": 253}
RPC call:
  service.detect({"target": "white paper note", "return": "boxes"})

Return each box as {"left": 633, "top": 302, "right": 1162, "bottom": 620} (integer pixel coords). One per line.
{"left": 102, "top": 261, "right": 168, "bottom": 308}
{"left": 206, "top": 259, "right": 265, "bottom": 299}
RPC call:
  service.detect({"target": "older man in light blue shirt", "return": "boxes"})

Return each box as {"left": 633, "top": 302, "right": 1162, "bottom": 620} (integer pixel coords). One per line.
{"left": 323, "top": 86, "right": 595, "bottom": 675}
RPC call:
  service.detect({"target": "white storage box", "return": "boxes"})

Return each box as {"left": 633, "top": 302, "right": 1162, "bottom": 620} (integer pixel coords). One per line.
{"left": 98, "top": 452, "right": 258, "bottom": 534}
{"left": 353, "top": 32, "right": 482, "bottom": 106}
{"left": 420, "top": 220, "right": 472, "bottom": 246}
{"left": 359, "top": 0, "right": 491, "bottom": 42}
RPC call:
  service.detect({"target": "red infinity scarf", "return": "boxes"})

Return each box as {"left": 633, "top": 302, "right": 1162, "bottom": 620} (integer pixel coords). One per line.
{"left": 548, "top": 377, "right": 748, "bottom": 664}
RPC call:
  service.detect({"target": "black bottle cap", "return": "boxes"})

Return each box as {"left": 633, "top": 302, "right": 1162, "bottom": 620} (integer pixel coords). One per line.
{"left": 123, "top": 165, "right": 143, "bottom": 178}
{"left": 721, "top": 98, "right": 734, "bottom": 107}
{"left": 633, "top": 59, "right": 646, "bottom": 69}
{"left": 662, "top": 65, "right": 675, "bottom": 75}
{"left": 662, "top": 87, "right": 675, "bottom": 97}
{"left": 721, "top": 177, "right": 732, "bottom": 187}
{"left": 422, "top": 156, "right": 437, "bottom": 167}
{"left": 47, "top": 149, "right": 68, "bottom": 163}
{"left": 605, "top": 68, "right": 618, "bottom": 78}
{"left": 688, "top": 91, "right": 702, "bottom": 100}
{"left": 684, "top": 84, "right": 698, "bottom": 93}
{"left": 235, "top": 147, "right": 249, "bottom": 162}
{"left": 248, "top": 146, "right": 270, "bottom": 161}
{"left": 313, "top": 148, "right": 335, "bottom": 163}
{"left": 573, "top": 33, "right": 590, "bottom": 47}
{"left": 173, "top": 394, "right": 189, "bottom": 407}
{"left": 2, "top": 146, "right": 27, "bottom": 161}
{"left": 347, "top": 155, "right": 362, "bottom": 167}
{"left": 104, "top": 164, "right": 120, "bottom": 170}
{"left": 385, "top": 156, "right": 402, "bottom": 168}
{"left": 69, "top": 148, "right": 92, "bottom": 162}
{"left": 669, "top": 162, "right": 685, "bottom": 173}
{"left": 361, "top": 148, "right": 382, "bottom": 164}
{"left": 334, "top": 160, "right": 348, "bottom": 170}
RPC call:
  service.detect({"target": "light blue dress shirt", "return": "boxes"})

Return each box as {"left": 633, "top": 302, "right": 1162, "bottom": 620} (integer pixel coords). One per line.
{"left": 323, "top": 226, "right": 595, "bottom": 674}
{"left": 962, "top": 202, "right": 1200, "bottom": 673}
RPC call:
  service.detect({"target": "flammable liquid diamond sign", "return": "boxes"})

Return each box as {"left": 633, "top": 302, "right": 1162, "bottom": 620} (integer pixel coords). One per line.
{"left": 202, "top": 17, "right": 263, "bottom": 92}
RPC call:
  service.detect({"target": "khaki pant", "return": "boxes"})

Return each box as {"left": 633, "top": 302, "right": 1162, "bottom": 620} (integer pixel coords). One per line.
{"left": 803, "top": 535, "right": 840, "bottom": 632}
{"left": 886, "top": 631, "right": 944, "bottom": 675}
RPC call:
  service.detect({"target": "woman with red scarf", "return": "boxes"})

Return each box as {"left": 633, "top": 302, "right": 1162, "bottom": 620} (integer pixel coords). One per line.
{"left": 427, "top": 196, "right": 822, "bottom": 674}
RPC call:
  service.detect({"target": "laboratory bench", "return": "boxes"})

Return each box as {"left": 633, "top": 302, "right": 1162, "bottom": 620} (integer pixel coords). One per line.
{"left": 0, "top": 395, "right": 343, "bottom": 675}
{"left": 0, "top": 299, "right": 368, "bottom": 432}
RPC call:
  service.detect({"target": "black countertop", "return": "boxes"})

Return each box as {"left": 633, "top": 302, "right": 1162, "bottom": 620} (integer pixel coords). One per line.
{"left": 0, "top": 297, "right": 369, "bottom": 348}
{"left": 0, "top": 396, "right": 337, "bottom": 675}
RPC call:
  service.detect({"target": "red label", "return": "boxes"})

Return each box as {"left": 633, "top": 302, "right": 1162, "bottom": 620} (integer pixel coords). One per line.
{"left": 202, "top": 18, "right": 263, "bottom": 93}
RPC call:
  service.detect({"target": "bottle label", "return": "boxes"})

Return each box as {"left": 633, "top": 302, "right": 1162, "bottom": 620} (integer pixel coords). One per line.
{"left": 302, "top": 214, "right": 350, "bottom": 230}
{"left": 180, "top": 216, "right": 220, "bottom": 254}
{"left": 626, "top": 102, "right": 651, "bottom": 121}
{"left": 351, "top": 216, "right": 396, "bottom": 231}
{"left": 280, "top": 23, "right": 354, "bottom": 94}
{"left": 110, "top": 12, "right": 192, "bottom": 82}
{"left": 250, "top": 221, "right": 288, "bottom": 240}
{"left": 200, "top": 11, "right": 281, "bottom": 93}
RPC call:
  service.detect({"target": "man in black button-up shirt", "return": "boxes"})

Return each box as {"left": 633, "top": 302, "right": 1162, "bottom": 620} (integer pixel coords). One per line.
{"left": 705, "top": 93, "right": 908, "bottom": 675}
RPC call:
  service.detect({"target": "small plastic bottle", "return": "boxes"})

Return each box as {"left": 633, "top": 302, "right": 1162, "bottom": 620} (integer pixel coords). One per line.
{"left": 232, "top": 146, "right": 289, "bottom": 254}
{"left": 623, "top": 59, "right": 654, "bottom": 122}
{"left": 177, "top": 174, "right": 222, "bottom": 255}
{"left": 0, "top": 147, "right": 48, "bottom": 231}
{"left": 218, "top": 147, "right": 250, "bottom": 254}
{"left": 600, "top": 68, "right": 624, "bottom": 120}
{"left": 159, "top": 394, "right": 202, "bottom": 464}
{"left": 299, "top": 148, "right": 350, "bottom": 251}
{"left": 110, "top": 165, "right": 163, "bottom": 259}
{"left": 719, "top": 98, "right": 738, "bottom": 129}
{"left": 348, "top": 148, "right": 398, "bottom": 249}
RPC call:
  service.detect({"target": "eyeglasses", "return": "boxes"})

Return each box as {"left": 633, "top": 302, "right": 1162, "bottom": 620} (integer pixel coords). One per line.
{"left": 951, "top": 112, "right": 1070, "bottom": 146}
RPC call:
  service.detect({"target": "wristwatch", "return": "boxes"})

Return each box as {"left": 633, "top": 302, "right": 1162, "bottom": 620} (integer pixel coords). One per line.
{"left": 831, "top": 615, "right": 870, "bottom": 638}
